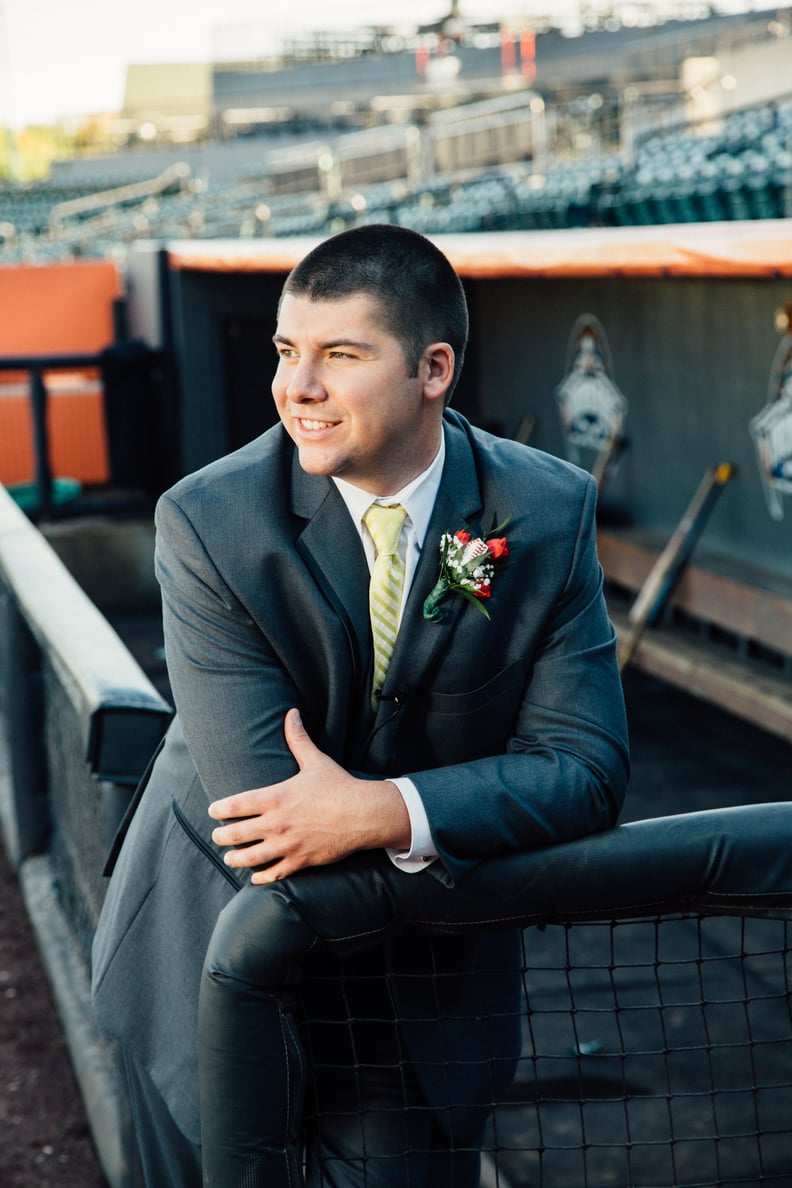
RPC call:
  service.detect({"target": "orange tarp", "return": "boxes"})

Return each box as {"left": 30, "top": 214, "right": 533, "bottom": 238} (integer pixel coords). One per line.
{"left": 0, "top": 383, "right": 110, "bottom": 486}
{"left": 0, "top": 259, "right": 120, "bottom": 355}
{"left": 165, "top": 220, "right": 792, "bottom": 279}
{"left": 0, "top": 260, "right": 120, "bottom": 486}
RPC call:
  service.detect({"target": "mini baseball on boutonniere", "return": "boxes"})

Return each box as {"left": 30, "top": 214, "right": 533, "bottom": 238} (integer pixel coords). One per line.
{"left": 423, "top": 521, "right": 510, "bottom": 623}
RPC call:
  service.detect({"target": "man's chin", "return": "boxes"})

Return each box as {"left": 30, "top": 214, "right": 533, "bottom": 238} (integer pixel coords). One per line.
{"left": 296, "top": 447, "right": 339, "bottom": 477}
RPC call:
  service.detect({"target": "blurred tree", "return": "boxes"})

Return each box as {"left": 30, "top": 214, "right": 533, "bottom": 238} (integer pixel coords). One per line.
{"left": 0, "top": 121, "right": 20, "bottom": 180}
{"left": 0, "top": 119, "right": 108, "bottom": 181}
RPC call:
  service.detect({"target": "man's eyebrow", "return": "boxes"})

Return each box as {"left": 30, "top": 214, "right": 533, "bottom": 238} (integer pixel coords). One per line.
{"left": 272, "top": 333, "right": 375, "bottom": 351}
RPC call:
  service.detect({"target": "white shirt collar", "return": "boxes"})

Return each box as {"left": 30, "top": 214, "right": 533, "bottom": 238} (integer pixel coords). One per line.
{"left": 332, "top": 433, "right": 445, "bottom": 547}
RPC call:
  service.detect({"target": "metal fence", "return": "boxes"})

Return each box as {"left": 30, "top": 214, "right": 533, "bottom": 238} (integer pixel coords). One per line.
{"left": 1, "top": 482, "right": 791, "bottom": 1187}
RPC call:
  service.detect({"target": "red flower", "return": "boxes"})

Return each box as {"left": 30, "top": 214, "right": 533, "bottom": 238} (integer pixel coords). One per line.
{"left": 424, "top": 522, "right": 510, "bottom": 622}
{"left": 486, "top": 537, "right": 509, "bottom": 559}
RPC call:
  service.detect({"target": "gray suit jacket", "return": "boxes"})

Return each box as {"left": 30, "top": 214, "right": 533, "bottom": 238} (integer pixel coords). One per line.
{"left": 92, "top": 409, "right": 629, "bottom": 1146}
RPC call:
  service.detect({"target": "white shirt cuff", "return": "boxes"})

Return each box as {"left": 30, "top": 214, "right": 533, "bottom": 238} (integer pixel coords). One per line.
{"left": 386, "top": 776, "right": 438, "bottom": 873}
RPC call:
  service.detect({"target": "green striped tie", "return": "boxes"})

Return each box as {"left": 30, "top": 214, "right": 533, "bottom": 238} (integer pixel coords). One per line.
{"left": 363, "top": 503, "right": 407, "bottom": 707}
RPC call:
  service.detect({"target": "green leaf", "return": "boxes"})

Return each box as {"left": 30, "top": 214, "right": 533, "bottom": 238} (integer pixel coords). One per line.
{"left": 455, "top": 586, "right": 492, "bottom": 618}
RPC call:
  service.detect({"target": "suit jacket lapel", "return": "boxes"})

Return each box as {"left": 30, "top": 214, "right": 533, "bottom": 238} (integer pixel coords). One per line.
{"left": 381, "top": 416, "right": 483, "bottom": 703}
{"left": 290, "top": 454, "right": 372, "bottom": 692}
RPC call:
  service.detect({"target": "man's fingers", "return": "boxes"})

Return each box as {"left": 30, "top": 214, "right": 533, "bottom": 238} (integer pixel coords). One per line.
{"left": 221, "top": 840, "right": 274, "bottom": 869}
{"left": 211, "top": 816, "right": 265, "bottom": 848}
{"left": 251, "top": 862, "right": 291, "bottom": 886}
{"left": 208, "top": 789, "right": 258, "bottom": 821}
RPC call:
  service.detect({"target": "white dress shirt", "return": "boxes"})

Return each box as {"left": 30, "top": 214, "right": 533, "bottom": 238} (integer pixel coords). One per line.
{"left": 332, "top": 436, "right": 445, "bottom": 872}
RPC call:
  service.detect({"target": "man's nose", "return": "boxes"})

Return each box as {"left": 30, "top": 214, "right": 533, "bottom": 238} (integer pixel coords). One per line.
{"left": 286, "top": 358, "right": 325, "bottom": 400}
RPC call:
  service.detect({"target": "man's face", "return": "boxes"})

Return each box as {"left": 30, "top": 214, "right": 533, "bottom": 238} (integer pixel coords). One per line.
{"left": 272, "top": 291, "right": 447, "bottom": 496}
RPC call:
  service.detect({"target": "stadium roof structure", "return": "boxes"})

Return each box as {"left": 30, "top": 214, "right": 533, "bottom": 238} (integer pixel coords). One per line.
{"left": 164, "top": 219, "right": 792, "bottom": 280}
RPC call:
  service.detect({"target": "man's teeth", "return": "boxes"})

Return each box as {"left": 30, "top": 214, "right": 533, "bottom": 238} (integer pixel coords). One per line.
{"left": 301, "top": 419, "right": 332, "bottom": 430}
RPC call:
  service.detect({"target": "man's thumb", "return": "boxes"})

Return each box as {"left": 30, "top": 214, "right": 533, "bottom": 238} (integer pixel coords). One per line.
{"left": 284, "top": 707, "right": 312, "bottom": 763}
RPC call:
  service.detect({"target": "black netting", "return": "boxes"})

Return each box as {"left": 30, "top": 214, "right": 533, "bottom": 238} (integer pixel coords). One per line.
{"left": 297, "top": 916, "right": 792, "bottom": 1187}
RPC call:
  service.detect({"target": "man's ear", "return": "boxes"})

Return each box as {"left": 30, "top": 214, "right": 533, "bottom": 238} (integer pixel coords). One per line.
{"left": 422, "top": 343, "right": 455, "bottom": 403}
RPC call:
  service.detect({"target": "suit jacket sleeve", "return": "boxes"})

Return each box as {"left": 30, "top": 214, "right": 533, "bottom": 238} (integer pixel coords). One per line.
{"left": 154, "top": 491, "right": 302, "bottom": 799}
{"left": 406, "top": 471, "right": 630, "bottom": 885}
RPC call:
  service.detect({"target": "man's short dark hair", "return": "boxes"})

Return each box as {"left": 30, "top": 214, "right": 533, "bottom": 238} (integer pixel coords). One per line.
{"left": 282, "top": 224, "right": 469, "bottom": 401}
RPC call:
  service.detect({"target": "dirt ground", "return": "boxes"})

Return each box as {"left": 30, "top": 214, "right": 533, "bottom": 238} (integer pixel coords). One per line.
{"left": 0, "top": 843, "right": 106, "bottom": 1188}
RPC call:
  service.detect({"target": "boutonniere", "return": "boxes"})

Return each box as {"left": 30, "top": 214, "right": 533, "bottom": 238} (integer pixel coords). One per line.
{"left": 423, "top": 523, "right": 510, "bottom": 623}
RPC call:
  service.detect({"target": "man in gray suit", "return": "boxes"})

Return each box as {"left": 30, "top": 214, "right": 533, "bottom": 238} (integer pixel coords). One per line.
{"left": 92, "top": 224, "right": 629, "bottom": 1186}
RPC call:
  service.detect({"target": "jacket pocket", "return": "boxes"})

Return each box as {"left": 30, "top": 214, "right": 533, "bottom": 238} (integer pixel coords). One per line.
{"left": 402, "top": 660, "right": 529, "bottom": 767}
{"left": 424, "top": 659, "right": 527, "bottom": 719}
{"left": 171, "top": 798, "right": 243, "bottom": 891}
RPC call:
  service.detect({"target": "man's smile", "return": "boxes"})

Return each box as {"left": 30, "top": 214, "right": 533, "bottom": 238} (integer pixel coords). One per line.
{"left": 296, "top": 417, "right": 336, "bottom": 432}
